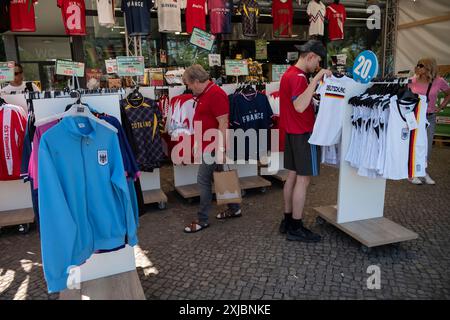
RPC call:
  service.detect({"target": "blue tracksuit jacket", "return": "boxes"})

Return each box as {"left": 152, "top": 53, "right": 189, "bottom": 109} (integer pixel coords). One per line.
{"left": 38, "top": 116, "right": 138, "bottom": 293}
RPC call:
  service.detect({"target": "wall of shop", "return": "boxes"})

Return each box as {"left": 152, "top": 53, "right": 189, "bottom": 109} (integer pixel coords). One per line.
{"left": 395, "top": 0, "right": 450, "bottom": 75}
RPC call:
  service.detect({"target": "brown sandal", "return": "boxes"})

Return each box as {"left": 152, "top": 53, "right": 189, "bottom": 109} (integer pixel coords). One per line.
{"left": 184, "top": 221, "right": 209, "bottom": 233}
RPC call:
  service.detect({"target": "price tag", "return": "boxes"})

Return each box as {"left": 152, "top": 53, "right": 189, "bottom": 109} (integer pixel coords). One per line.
{"left": 225, "top": 60, "right": 249, "bottom": 76}
{"left": 405, "top": 112, "right": 418, "bottom": 130}
{"left": 352, "top": 50, "right": 379, "bottom": 84}
{"left": 190, "top": 28, "right": 215, "bottom": 51}
{"left": 116, "top": 56, "right": 145, "bottom": 77}
{"left": 105, "top": 59, "right": 118, "bottom": 74}
{"left": 208, "top": 54, "right": 221, "bottom": 67}
{"left": 56, "top": 60, "right": 85, "bottom": 77}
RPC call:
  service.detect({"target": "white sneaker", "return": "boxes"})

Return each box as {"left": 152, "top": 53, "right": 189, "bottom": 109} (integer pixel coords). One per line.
{"left": 409, "top": 177, "right": 422, "bottom": 185}
{"left": 423, "top": 173, "right": 435, "bottom": 185}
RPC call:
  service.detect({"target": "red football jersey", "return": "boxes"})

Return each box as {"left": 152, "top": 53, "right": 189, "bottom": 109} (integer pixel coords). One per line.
{"left": 326, "top": 3, "right": 346, "bottom": 40}
{"left": 272, "top": 0, "right": 293, "bottom": 38}
{"left": 9, "top": 0, "right": 37, "bottom": 32}
{"left": 186, "top": 0, "right": 207, "bottom": 34}
{"left": 57, "top": 0, "right": 86, "bottom": 36}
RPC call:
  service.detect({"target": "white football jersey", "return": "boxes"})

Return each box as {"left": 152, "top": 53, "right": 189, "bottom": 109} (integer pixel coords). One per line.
{"left": 155, "top": 0, "right": 183, "bottom": 33}
{"left": 168, "top": 94, "right": 196, "bottom": 137}
{"left": 97, "top": 0, "right": 115, "bottom": 27}
{"left": 309, "top": 75, "right": 354, "bottom": 146}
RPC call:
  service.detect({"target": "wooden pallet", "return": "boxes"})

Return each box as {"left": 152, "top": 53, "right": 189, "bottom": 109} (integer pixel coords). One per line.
{"left": 433, "top": 134, "right": 450, "bottom": 147}
{"left": 0, "top": 208, "right": 34, "bottom": 228}
{"left": 142, "top": 189, "right": 168, "bottom": 209}
{"left": 175, "top": 176, "right": 272, "bottom": 201}
{"left": 313, "top": 206, "right": 418, "bottom": 252}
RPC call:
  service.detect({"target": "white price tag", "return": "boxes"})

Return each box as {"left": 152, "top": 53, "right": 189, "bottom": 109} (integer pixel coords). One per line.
{"left": 405, "top": 112, "right": 418, "bottom": 130}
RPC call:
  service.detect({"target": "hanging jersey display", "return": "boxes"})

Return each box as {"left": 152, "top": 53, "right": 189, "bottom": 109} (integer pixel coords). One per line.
{"left": 238, "top": 0, "right": 259, "bottom": 37}
{"left": 0, "top": 104, "right": 26, "bottom": 180}
{"left": 307, "top": 0, "right": 326, "bottom": 36}
{"left": 57, "top": 0, "right": 87, "bottom": 36}
{"left": 185, "top": 0, "right": 207, "bottom": 33}
{"left": 309, "top": 75, "right": 355, "bottom": 146}
{"left": 272, "top": 0, "right": 293, "bottom": 38}
{"left": 97, "top": 0, "right": 115, "bottom": 27}
{"left": 9, "top": 0, "right": 37, "bottom": 32}
{"left": 167, "top": 94, "right": 196, "bottom": 137}
{"left": 0, "top": 0, "right": 10, "bottom": 33}
{"left": 155, "top": 0, "right": 182, "bottom": 33}
{"left": 121, "top": 0, "right": 152, "bottom": 36}
{"left": 120, "top": 97, "right": 165, "bottom": 172}
{"left": 208, "top": 0, "right": 233, "bottom": 34}
{"left": 326, "top": 2, "right": 346, "bottom": 40}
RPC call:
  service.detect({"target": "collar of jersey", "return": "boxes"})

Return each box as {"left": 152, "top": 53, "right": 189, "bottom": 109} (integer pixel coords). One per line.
{"left": 125, "top": 98, "right": 150, "bottom": 109}
{"left": 61, "top": 116, "right": 98, "bottom": 140}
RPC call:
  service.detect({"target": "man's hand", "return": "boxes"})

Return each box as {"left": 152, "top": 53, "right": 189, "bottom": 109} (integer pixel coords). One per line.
{"left": 313, "top": 68, "right": 333, "bottom": 84}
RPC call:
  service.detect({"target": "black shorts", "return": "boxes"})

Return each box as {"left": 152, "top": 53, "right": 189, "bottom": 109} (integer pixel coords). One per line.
{"left": 284, "top": 133, "right": 321, "bottom": 176}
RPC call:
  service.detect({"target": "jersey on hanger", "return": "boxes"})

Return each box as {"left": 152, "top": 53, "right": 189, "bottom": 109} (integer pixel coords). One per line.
{"left": 121, "top": 98, "right": 165, "bottom": 172}
{"left": 272, "top": 0, "right": 293, "bottom": 38}
{"left": 0, "top": 105, "right": 26, "bottom": 181}
{"left": 238, "top": 0, "right": 259, "bottom": 37}
{"left": 121, "top": 0, "right": 152, "bottom": 36}
{"left": 208, "top": 0, "right": 233, "bottom": 34}
{"left": 326, "top": 2, "right": 346, "bottom": 40}
{"left": 309, "top": 75, "right": 354, "bottom": 146}
{"left": 155, "top": 0, "right": 182, "bottom": 33}
{"left": 97, "top": 0, "right": 115, "bottom": 28}
{"left": 9, "top": 0, "right": 37, "bottom": 32}
{"left": 307, "top": 0, "right": 326, "bottom": 36}
{"left": 185, "top": 0, "right": 207, "bottom": 34}
{"left": 167, "top": 94, "right": 196, "bottom": 137}
{"left": 0, "top": 0, "right": 10, "bottom": 33}
{"left": 57, "top": 0, "right": 86, "bottom": 35}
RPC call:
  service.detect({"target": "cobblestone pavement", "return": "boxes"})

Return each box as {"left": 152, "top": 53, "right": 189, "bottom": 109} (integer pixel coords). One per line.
{"left": 1, "top": 147, "right": 449, "bottom": 300}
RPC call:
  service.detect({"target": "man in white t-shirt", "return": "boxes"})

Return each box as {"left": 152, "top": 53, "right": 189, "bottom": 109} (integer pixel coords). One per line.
{"left": 1, "top": 63, "right": 40, "bottom": 94}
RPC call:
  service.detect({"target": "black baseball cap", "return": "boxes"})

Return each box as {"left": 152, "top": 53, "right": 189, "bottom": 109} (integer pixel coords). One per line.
{"left": 294, "top": 40, "right": 327, "bottom": 59}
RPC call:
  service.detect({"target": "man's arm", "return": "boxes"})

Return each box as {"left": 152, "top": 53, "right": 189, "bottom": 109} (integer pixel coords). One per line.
{"left": 293, "top": 69, "right": 332, "bottom": 113}
{"left": 216, "top": 114, "right": 229, "bottom": 164}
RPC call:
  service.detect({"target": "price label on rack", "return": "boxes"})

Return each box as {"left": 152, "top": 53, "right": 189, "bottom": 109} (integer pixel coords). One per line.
{"left": 116, "top": 56, "right": 145, "bottom": 77}
{"left": 190, "top": 28, "right": 215, "bottom": 51}
{"left": 225, "top": 60, "right": 249, "bottom": 76}
{"left": 0, "top": 61, "right": 15, "bottom": 82}
{"left": 56, "top": 60, "right": 85, "bottom": 77}
{"left": 352, "top": 50, "right": 379, "bottom": 83}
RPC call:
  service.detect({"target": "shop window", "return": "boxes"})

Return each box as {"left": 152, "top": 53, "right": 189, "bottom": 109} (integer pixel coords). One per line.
{"left": 167, "top": 35, "right": 217, "bottom": 71}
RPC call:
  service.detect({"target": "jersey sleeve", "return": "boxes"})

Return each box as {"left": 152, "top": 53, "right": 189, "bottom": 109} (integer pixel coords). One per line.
{"left": 289, "top": 74, "right": 308, "bottom": 101}
{"left": 437, "top": 77, "right": 450, "bottom": 92}
{"left": 121, "top": 0, "right": 126, "bottom": 11}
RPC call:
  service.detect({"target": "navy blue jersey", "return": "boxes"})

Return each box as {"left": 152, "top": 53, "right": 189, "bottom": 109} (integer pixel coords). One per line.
{"left": 229, "top": 92, "right": 274, "bottom": 160}
{"left": 121, "top": 0, "right": 152, "bottom": 36}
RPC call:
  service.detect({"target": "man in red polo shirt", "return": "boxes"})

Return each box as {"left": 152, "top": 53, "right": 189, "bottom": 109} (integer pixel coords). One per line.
{"left": 279, "top": 40, "right": 331, "bottom": 242}
{"left": 182, "top": 65, "right": 241, "bottom": 233}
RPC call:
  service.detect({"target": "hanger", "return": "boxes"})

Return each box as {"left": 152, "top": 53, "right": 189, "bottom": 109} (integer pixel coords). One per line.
{"left": 35, "top": 91, "right": 118, "bottom": 133}
{"left": 0, "top": 96, "right": 5, "bottom": 106}
{"left": 127, "top": 86, "right": 143, "bottom": 102}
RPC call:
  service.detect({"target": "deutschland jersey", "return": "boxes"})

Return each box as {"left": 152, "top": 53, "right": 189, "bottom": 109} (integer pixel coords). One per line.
{"left": 120, "top": 97, "right": 165, "bottom": 172}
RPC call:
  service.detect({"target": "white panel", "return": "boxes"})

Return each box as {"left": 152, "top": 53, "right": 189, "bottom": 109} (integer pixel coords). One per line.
{"left": 169, "top": 86, "right": 186, "bottom": 99}
{"left": 139, "top": 170, "right": 161, "bottom": 191}
{"left": 174, "top": 164, "right": 199, "bottom": 187}
{"left": 337, "top": 82, "right": 386, "bottom": 223}
{"left": 229, "top": 164, "right": 258, "bottom": 178}
{"left": 265, "top": 82, "right": 280, "bottom": 95}
{"left": 67, "top": 245, "right": 136, "bottom": 285}
{"left": 221, "top": 84, "right": 238, "bottom": 95}
{"left": 2, "top": 94, "right": 28, "bottom": 112}
{"left": 0, "top": 180, "right": 32, "bottom": 211}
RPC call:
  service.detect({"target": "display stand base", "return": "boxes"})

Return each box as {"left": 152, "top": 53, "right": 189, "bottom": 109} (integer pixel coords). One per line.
{"left": 313, "top": 206, "right": 418, "bottom": 252}
{"left": 59, "top": 270, "right": 146, "bottom": 300}
{"left": 142, "top": 189, "right": 168, "bottom": 210}
{"left": 175, "top": 176, "right": 272, "bottom": 202}
{"left": 269, "top": 169, "right": 289, "bottom": 182}
{"left": 0, "top": 208, "right": 34, "bottom": 228}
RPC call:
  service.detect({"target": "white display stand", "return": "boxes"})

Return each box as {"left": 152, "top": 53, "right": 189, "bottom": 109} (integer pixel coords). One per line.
{"left": 29, "top": 93, "right": 144, "bottom": 296}
{"left": 0, "top": 94, "right": 34, "bottom": 231}
{"left": 264, "top": 82, "right": 289, "bottom": 182}
{"left": 124, "top": 86, "right": 168, "bottom": 209}
{"left": 313, "top": 82, "right": 418, "bottom": 252}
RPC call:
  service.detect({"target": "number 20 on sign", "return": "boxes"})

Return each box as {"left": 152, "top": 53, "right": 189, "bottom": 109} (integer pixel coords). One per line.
{"left": 352, "top": 50, "right": 379, "bottom": 84}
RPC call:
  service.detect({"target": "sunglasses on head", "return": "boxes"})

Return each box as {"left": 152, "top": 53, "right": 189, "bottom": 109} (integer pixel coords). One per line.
{"left": 416, "top": 64, "right": 425, "bottom": 68}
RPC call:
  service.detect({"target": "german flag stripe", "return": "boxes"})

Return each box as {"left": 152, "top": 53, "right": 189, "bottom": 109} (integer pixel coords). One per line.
{"left": 408, "top": 101, "right": 421, "bottom": 178}
{"left": 325, "top": 93, "right": 345, "bottom": 99}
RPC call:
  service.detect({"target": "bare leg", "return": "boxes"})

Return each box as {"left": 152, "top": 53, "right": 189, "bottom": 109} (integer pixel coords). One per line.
{"left": 283, "top": 170, "right": 297, "bottom": 213}
{"left": 292, "top": 175, "right": 311, "bottom": 220}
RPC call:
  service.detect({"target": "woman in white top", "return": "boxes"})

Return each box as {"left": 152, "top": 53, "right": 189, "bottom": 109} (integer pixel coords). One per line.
{"left": 1, "top": 63, "right": 40, "bottom": 94}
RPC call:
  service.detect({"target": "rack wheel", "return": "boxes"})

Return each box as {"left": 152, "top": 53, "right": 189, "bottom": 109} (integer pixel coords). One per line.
{"left": 158, "top": 202, "right": 167, "bottom": 210}
{"left": 361, "top": 245, "right": 371, "bottom": 253}
{"left": 260, "top": 187, "right": 267, "bottom": 193}
{"left": 316, "top": 216, "right": 326, "bottom": 225}
{"left": 18, "top": 224, "right": 30, "bottom": 235}
{"left": 241, "top": 189, "right": 246, "bottom": 197}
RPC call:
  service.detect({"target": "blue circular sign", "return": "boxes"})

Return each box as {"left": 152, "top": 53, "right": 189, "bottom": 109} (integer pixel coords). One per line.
{"left": 352, "top": 50, "right": 379, "bottom": 84}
